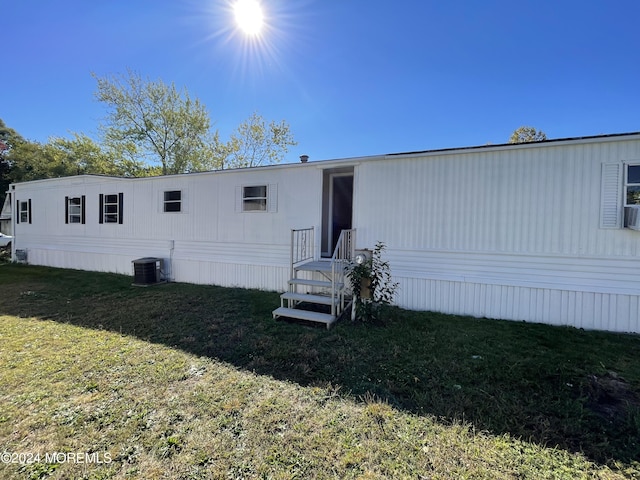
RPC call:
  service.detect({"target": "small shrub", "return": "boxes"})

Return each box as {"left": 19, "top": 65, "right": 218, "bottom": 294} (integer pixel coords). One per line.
{"left": 0, "top": 243, "right": 11, "bottom": 263}
{"left": 347, "top": 242, "right": 399, "bottom": 323}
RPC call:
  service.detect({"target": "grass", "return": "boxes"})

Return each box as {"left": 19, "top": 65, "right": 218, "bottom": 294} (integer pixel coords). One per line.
{"left": 0, "top": 263, "right": 639, "bottom": 479}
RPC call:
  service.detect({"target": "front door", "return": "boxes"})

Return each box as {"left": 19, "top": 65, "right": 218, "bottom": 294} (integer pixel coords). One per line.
{"left": 322, "top": 170, "right": 353, "bottom": 257}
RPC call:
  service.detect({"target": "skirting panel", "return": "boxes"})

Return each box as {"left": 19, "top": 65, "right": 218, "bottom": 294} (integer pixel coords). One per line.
{"left": 173, "top": 260, "right": 289, "bottom": 292}
{"left": 26, "top": 248, "right": 289, "bottom": 292}
{"left": 22, "top": 248, "right": 640, "bottom": 333}
{"left": 25, "top": 248, "right": 136, "bottom": 276}
{"left": 396, "top": 277, "right": 640, "bottom": 334}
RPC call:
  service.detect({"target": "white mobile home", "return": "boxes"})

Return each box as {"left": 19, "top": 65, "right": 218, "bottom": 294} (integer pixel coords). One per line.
{"left": 8, "top": 132, "right": 640, "bottom": 333}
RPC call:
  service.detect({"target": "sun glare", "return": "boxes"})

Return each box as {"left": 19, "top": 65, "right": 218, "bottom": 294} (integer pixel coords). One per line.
{"left": 233, "top": 0, "right": 264, "bottom": 36}
{"left": 200, "top": 0, "right": 297, "bottom": 82}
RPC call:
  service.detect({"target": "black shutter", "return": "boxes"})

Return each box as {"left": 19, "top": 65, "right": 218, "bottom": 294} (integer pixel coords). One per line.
{"left": 81, "top": 195, "right": 86, "bottom": 224}
{"left": 65, "top": 196, "right": 69, "bottom": 224}
{"left": 16, "top": 199, "right": 19, "bottom": 224}
{"left": 28, "top": 199, "right": 32, "bottom": 224}
{"left": 99, "top": 194, "right": 104, "bottom": 224}
{"left": 118, "top": 192, "right": 123, "bottom": 224}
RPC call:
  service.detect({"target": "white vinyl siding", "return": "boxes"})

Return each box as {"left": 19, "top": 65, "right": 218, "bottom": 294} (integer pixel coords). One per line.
{"left": 355, "top": 139, "right": 640, "bottom": 332}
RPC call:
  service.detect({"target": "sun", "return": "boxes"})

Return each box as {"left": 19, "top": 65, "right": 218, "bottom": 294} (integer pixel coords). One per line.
{"left": 233, "top": 0, "right": 264, "bottom": 36}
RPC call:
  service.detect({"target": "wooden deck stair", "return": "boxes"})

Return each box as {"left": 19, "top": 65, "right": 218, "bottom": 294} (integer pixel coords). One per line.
{"left": 273, "top": 228, "right": 354, "bottom": 329}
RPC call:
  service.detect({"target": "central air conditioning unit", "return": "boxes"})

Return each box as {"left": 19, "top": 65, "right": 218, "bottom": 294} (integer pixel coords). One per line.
{"left": 132, "top": 257, "right": 164, "bottom": 286}
{"left": 15, "top": 249, "right": 27, "bottom": 263}
{"left": 624, "top": 206, "right": 640, "bottom": 231}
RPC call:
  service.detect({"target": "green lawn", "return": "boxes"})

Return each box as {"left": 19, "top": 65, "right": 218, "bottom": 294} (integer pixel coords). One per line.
{"left": 0, "top": 263, "right": 639, "bottom": 479}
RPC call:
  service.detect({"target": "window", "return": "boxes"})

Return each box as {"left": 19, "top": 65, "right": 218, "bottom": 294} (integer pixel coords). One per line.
{"left": 18, "top": 200, "right": 31, "bottom": 224}
{"left": 235, "top": 184, "right": 277, "bottom": 213}
{"left": 65, "top": 196, "right": 85, "bottom": 224}
{"left": 99, "top": 193, "right": 123, "bottom": 224}
{"left": 242, "top": 185, "right": 267, "bottom": 212}
{"left": 163, "top": 190, "right": 182, "bottom": 212}
{"left": 20, "top": 201, "right": 29, "bottom": 223}
{"left": 103, "top": 194, "right": 119, "bottom": 223}
{"left": 625, "top": 165, "right": 640, "bottom": 205}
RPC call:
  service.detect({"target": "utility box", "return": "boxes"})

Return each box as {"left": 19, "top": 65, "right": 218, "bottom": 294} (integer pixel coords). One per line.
{"left": 132, "top": 257, "right": 163, "bottom": 286}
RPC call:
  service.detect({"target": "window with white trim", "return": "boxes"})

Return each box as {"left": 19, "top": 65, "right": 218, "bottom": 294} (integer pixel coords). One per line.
{"left": 163, "top": 190, "right": 182, "bottom": 212}
{"left": 18, "top": 200, "right": 31, "bottom": 224}
{"left": 242, "top": 185, "right": 267, "bottom": 212}
{"left": 625, "top": 164, "right": 640, "bottom": 205}
{"left": 99, "top": 193, "right": 123, "bottom": 224}
{"left": 65, "top": 196, "right": 85, "bottom": 224}
{"left": 104, "top": 194, "right": 119, "bottom": 223}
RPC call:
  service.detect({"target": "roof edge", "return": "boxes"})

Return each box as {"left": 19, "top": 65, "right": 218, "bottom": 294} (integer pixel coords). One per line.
{"left": 385, "top": 131, "right": 640, "bottom": 158}
{"left": 9, "top": 132, "right": 640, "bottom": 187}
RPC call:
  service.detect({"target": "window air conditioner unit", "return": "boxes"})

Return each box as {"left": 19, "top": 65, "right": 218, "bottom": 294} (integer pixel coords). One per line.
{"left": 624, "top": 206, "right": 640, "bottom": 231}
{"left": 132, "top": 257, "right": 164, "bottom": 286}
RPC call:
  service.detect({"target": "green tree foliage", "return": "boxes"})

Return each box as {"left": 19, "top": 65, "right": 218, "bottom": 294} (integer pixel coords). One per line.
{"left": 0, "top": 119, "right": 21, "bottom": 159}
{"left": 94, "top": 72, "right": 297, "bottom": 173}
{"left": 93, "top": 70, "right": 216, "bottom": 175}
{"left": 49, "top": 133, "right": 158, "bottom": 177}
{"left": 0, "top": 118, "right": 161, "bottom": 207}
{"left": 5, "top": 136, "right": 98, "bottom": 183}
{"left": 222, "top": 112, "right": 297, "bottom": 169}
{"left": 508, "top": 126, "right": 547, "bottom": 144}
{"left": 0, "top": 119, "right": 23, "bottom": 205}
{"left": 0, "top": 121, "right": 67, "bottom": 206}
{"left": 3, "top": 72, "right": 299, "bottom": 192}
{"left": 48, "top": 133, "right": 120, "bottom": 176}
{"left": 7, "top": 140, "right": 58, "bottom": 181}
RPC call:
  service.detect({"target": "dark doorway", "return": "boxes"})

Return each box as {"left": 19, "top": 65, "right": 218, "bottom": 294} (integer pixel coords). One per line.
{"left": 321, "top": 170, "right": 353, "bottom": 257}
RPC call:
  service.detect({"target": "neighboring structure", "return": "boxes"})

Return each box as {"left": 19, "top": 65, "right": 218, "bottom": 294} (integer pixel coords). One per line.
{"left": 7, "top": 132, "right": 640, "bottom": 333}
{"left": 0, "top": 194, "right": 12, "bottom": 235}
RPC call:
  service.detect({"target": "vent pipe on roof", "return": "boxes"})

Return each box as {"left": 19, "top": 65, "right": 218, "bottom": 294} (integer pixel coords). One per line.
{"left": 300, "top": 154, "right": 309, "bottom": 163}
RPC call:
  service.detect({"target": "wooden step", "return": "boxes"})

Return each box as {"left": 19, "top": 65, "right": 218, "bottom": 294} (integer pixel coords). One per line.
{"left": 289, "top": 278, "right": 343, "bottom": 289}
{"left": 272, "top": 307, "right": 337, "bottom": 328}
{"left": 281, "top": 292, "right": 337, "bottom": 306}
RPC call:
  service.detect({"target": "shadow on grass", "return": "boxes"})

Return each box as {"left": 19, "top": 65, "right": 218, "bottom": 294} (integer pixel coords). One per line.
{"left": 1, "top": 264, "right": 639, "bottom": 467}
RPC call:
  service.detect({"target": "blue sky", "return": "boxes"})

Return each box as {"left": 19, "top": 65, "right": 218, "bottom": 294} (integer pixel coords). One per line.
{"left": 3, "top": 1, "right": 639, "bottom": 162}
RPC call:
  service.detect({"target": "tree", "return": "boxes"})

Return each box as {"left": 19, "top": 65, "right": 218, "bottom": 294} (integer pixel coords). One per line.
{"left": 4, "top": 139, "right": 56, "bottom": 183}
{"left": 0, "top": 119, "right": 23, "bottom": 205}
{"left": 222, "top": 112, "right": 297, "bottom": 169}
{"left": 93, "top": 70, "right": 216, "bottom": 175}
{"left": 508, "top": 126, "right": 547, "bottom": 144}
{"left": 0, "top": 121, "right": 61, "bottom": 205}
{"left": 0, "top": 120, "right": 16, "bottom": 160}
{"left": 48, "top": 133, "right": 157, "bottom": 177}
{"left": 4, "top": 73, "right": 300, "bottom": 189}
{"left": 45, "top": 134, "right": 119, "bottom": 176}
